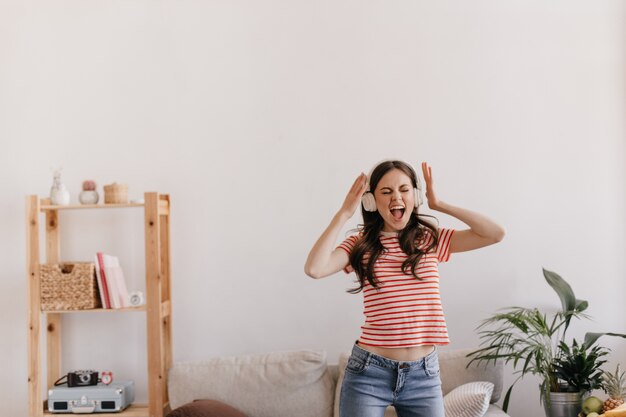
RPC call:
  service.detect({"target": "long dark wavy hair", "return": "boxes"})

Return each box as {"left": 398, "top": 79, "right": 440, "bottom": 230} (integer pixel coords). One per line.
{"left": 348, "top": 160, "right": 440, "bottom": 294}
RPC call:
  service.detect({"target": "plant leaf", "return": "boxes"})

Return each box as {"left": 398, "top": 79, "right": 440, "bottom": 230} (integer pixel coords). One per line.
{"left": 502, "top": 383, "right": 514, "bottom": 412}
{"left": 584, "top": 332, "right": 626, "bottom": 348}
{"left": 543, "top": 268, "right": 589, "bottom": 335}
{"left": 575, "top": 299, "right": 589, "bottom": 313}
{"left": 543, "top": 268, "right": 577, "bottom": 313}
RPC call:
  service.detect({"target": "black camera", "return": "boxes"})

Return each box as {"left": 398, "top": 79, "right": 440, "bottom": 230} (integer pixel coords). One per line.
{"left": 67, "top": 370, "right": 99, "bottom": 387}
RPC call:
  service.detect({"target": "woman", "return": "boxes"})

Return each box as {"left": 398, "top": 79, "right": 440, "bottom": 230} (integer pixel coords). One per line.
{"left": 304, "top": 160, "right": 505, "bottom": 417}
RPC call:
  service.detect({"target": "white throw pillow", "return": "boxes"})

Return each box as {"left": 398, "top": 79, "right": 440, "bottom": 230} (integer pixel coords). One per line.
{"left": 444, "top": 381, "right": 494, "bottom": 417}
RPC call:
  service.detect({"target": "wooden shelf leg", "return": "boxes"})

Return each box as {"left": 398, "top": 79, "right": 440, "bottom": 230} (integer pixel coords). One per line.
{"left": 26, "top": 195, "right": 42, "bottom": 417}
{"left": 45, "top": 210, "right": 62, "bottom": 389}
{"left": 145, "top": 192, "right": 164, "bottom": 417}
{"left": 159, "top": 195, "right": 172, "bottom": 407}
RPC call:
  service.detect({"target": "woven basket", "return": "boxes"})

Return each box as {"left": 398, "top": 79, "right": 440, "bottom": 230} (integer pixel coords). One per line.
{"left": 40, "top": 262, "right": 101, "bottom": 310}
{"left": 103, "top": 183, "right": 128, "bottom": 204}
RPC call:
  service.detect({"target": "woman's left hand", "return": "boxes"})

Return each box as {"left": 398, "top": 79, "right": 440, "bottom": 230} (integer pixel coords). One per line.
{"left": 421, "top": 162, "right": 442, "bottom": 211}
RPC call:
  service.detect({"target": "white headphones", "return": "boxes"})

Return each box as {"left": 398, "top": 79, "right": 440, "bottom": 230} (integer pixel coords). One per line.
{"left": 361, "top": 178, "right": 423, "bottom": 212}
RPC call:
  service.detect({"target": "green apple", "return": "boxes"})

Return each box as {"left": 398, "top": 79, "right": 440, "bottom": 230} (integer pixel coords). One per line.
{"left": 582, "top": 396, "right": 604, "bottom": 414}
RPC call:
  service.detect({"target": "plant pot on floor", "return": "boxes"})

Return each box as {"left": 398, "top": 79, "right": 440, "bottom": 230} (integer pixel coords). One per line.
{"left": 543, "top": 391, "right": 583, "bottom": 417}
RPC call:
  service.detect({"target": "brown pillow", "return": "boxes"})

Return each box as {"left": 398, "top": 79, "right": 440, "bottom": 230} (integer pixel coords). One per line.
{"left": 167, "top": 399, "right": 248, "bottom": 417}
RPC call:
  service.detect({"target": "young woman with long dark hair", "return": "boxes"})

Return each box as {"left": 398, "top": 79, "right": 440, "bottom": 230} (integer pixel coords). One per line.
{"left": 304, "top": 160, "right": 505, "bottom": 417}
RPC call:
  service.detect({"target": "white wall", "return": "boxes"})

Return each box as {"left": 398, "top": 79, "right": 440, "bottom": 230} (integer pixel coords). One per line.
{"left": 1, "top": 1, "right": 625, "bottom": 416}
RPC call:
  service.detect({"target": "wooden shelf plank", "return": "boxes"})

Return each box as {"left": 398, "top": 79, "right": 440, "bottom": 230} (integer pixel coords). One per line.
{"left": 40, "top": 202, "right": 144, "bottom": 211}
{"left": 44, "top": 403, "right": 151, "bottom": 416}
{"left": 42, "top": 306, "right": 146, "bottom": 314}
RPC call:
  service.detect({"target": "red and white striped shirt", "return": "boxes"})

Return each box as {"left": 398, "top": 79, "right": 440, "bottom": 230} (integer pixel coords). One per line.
{"left": 337, "top": 228, "right": 455, "bottom": 348}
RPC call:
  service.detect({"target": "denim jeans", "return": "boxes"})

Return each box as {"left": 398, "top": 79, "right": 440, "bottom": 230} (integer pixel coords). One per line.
{"left": 339, "top": 343, "right": 445, "bottom": 417}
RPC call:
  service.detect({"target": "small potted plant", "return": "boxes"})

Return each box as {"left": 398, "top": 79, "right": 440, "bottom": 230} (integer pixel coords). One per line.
{"left": 552, "top": 339, "right": 607, "bottom": 393}
{"left": 550, "top": 339, "right": 607, "bottom": 417}
{"left": 467, "top": 268, "right": 626, "bottom": 416}
{"left": 79, "top": 180, "right": 99, "bottom": 204}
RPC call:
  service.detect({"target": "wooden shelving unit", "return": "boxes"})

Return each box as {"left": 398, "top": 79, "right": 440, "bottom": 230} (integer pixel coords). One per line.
{"left": 26, "top": 192, "right": 172, "bottom": 417}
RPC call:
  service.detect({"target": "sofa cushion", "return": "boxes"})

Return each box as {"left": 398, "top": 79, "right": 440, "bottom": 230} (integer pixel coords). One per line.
{"left": 484, "top": 404, "right": 510, "bottom": 416}
{"left": 333, "top": 353, "right": 348, "bottom": 417}
{"left": 168, "top": 350, "right": 334, "bottom": 417}
{"left": 443, "top": 381, "right": 494, "bottom": 417}
{"left": 438, "top": 348, "right": 503, "bottom": 403}
{"left": 166, "top": 399, "right": 248, "bottom": 417}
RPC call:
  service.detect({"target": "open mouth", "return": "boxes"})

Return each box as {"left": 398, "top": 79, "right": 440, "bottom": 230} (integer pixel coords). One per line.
{"left": 390, "top": 207, "right": 405, "bottom": 220}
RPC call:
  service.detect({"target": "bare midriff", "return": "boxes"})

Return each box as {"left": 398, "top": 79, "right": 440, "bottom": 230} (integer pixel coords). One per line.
{"left": 357, "top": 342, "right": 435, "bottom": 362}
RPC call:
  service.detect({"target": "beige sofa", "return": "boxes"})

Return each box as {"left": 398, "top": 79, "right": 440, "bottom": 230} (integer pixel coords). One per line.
{"left": 168, "top": 348, "right": 510, "bottom": 417}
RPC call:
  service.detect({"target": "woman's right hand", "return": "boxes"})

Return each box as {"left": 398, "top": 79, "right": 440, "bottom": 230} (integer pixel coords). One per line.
{"left": 339, "top": 173, "right": 368, "bottom": 218}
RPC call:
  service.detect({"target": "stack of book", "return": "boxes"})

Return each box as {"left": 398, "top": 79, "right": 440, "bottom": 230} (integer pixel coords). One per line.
{"left": 94, "top": 252, "right": 130, "bottom": 309}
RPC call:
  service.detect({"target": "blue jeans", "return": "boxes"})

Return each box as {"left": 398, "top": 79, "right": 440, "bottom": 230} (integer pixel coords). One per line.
{"left": 339, "top": 343, "right": 445, "bottom": 417}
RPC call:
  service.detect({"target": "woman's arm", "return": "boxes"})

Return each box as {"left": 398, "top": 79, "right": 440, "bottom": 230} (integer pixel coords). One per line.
{"left": 304, "top": 173, "right": 367, "bottom": 279}
{"left": 421, "top": 162, "right": 506, "bottom": 253}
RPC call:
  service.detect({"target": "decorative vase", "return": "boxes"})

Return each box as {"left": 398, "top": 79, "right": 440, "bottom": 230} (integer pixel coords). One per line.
{"left": 51, "top": 185, "right": 70, "bottom": 205}
{"left": 79, "top": 190, "right": 99, "bottom": 204}
{"left": 50, "top": 169, "right": 70, "bottom": 205}
{"left": 543, "top": 391, "right": 583, "bottom": 417}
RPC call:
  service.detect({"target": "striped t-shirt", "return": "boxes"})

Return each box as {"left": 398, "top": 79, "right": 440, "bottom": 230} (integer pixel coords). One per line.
{"left": 337, "top": 228, "right": 455, "bottom": 348}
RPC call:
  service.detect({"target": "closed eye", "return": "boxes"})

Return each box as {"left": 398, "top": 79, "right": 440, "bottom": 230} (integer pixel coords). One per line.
{"left": 382, "top": 189, "right": 410, "bottom": 194}
{"left": 380, "top": 186, "right": 411, "bottom": 194}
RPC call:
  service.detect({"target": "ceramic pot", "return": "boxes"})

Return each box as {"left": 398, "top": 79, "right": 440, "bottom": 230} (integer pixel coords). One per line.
{"left": 79, "top": 190, "right": 99, "bottom": 204}
{"left": 50, "top": 185, "right": 70, "bottom": 205}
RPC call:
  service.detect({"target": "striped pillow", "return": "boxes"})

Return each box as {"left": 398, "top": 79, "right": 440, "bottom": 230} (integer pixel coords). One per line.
{"left": 443, "top": 381, "right": 494, "bottom": 417}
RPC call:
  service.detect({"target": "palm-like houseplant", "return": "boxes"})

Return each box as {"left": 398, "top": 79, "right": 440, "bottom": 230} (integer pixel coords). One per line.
{"left": 468, "top": 268, "right": 625, "bottom": 415}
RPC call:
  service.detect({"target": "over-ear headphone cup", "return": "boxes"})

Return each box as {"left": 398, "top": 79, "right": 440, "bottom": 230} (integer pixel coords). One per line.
{"left": 414, "top": 188, "right": 422, "bottom": 209}
{"left": 361, "top": 192, "right": 377, "bottom": 212}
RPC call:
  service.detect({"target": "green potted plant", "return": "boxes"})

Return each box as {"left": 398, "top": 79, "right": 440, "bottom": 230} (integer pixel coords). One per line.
{"left": 467, "top": 268, "right": 626, "bottom": 416}
{"left": 549, "top": 340, "right": 608, "bottom": 417}
{"left": 552, "top": 339, "right": 607, "bottom": 393}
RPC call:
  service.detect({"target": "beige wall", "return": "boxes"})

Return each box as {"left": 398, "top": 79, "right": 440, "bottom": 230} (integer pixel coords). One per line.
{"left": 1, "top": 1, "right": 625, "bottom": 416}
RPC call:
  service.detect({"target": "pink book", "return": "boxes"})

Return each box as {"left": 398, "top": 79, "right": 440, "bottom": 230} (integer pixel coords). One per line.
{"left": 96, "top": 252, "right": 111, "bottom": 309}
{"left": 102, "top": 255, "right": 130, "bottom": 308}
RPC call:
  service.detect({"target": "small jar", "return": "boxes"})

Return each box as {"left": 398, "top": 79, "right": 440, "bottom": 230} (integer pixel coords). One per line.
{"left": 79, "top": 180, "right": 99, "bottom": 204}
{"left": 79, "top": 190, "right": 99, "bottom": 204}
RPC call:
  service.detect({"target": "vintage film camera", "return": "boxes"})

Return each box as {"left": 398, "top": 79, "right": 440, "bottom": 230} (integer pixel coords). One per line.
{"left": 54, "top": 370, "right": 112, "bottom": 388}
{"left": 67, "top": 370, "right": 99, "bottom": 387}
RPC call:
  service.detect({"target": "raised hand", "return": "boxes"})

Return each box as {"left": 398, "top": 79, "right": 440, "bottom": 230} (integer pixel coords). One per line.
{"left": 339, "top": 173, "right": 368, "bottom": 218}
{"left": 421, "top": 162, "right": 442, "bottom": 211}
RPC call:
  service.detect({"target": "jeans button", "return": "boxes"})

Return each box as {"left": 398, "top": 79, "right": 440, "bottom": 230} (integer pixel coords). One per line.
{"left": 400, "top": 363, "right": 409, "bottom": 369}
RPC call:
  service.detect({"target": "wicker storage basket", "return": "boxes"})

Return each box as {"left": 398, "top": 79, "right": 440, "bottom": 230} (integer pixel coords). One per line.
{"left": 103, "top": 183, "right": 129, "bottom": 204}
{"left": 40, "top": 262, "right": 101, "bottom": 310}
